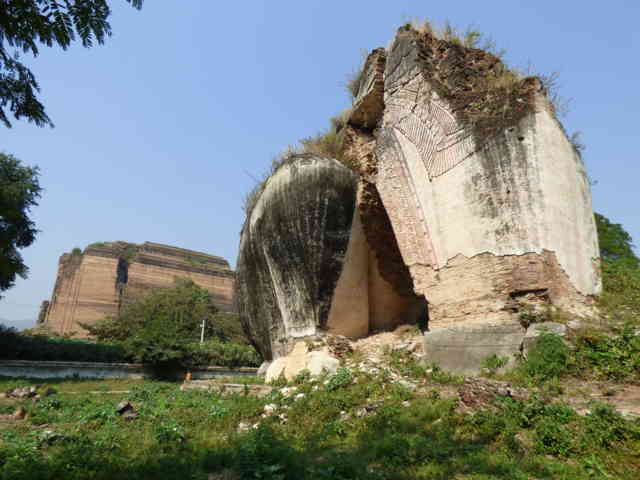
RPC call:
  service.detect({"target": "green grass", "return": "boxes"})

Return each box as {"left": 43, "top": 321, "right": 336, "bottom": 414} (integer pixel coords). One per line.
{"left": 503, "top": 326, "right": 640, "bottom": 387}
{"left": 1, "top": 367, "right": 638, "bottom": 479}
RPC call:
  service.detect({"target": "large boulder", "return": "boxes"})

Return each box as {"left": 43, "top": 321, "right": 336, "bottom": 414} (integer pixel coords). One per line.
{"left": 264, "top": 342, "right": 340, "bottom": 382}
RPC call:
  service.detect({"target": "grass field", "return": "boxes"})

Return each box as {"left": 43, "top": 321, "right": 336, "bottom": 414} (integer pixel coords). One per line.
{"left": 1, "top": 361, "right": 639, "bottom": 480}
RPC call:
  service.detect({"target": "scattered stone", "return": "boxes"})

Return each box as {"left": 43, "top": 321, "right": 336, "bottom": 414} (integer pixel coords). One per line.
{"left": 266, "top": 342, "right": 340, "bottom": 382}
{"left": 294, "top": 393, "right": 305, "bottom": 401}
{"left": 122, "top": 410, "right": 139, "bottom": 421}
{"left": 306, "top": 351, "right": 340, "bottom": 377}
{"left": 116, "top": 401, "right": 134, "bottom": 415}
{"left": 8, "top": 386, "right": 38, "bottom": 399}
{"left": 236, "top": 422, "right": 250, "bottom": 433}
{"left": 13, "top": 407, "right": 27, "bottom": 420}
{"left": 279, "top": 386, "right": 297, "bottom": 396}
{"left": 567, "top": 319, "right": 584, "bottom": 331}
{"left": 263, "top": 404, "right": 277, "bottom": 415}
{"left": 115, "top": 401, "right": 139, "bottom": 420}
{"left": 326, "top": 335, "right": 353, "bottom": 358}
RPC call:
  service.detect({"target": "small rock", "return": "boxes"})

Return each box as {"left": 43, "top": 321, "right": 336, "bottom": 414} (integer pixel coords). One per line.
{"left": 567, "top": 319, "right": 583, "bottom": 330}
{"left": 398, "top": 380, "right": 416, "bottom": 390}
{"left": 263, "top": 404, "right": 277, "bottom": 415}
{"left": 402, "top": 401, "right": 411, "bottom": 408}
{"left": 294, "top": 393, "right": 305, "bottom": 401}
{"left": 236, "top": 422, "right": 250, "bottom": 433}
{"left": 13, "top": 407, "right": 27, "bottom": 420}
{"left": 116, "top": 401, "right": 134, "bottom": 415}
{"left": 122, "top": 410, "right": 138, "bottom": 421}
{"left": 39, "top": 429, "right": 65, "bottom": 445}
{"left": 279, "top": 387, "right": 297, "bottom": 396}
{"left": 9, "top": 387, "right": 37, "bottom": 399}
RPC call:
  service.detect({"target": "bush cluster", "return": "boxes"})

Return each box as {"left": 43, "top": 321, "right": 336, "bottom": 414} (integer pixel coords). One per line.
{"left": 0, "top": 325, "right": 126, "bottom": 363}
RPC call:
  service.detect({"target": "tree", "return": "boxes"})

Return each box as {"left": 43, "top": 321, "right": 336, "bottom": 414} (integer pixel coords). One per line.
{"left": 85, "top": 278, "right": 221, "bottom": 341}
{"left": 595, "top": 213, "right": 639, "bottom": 268}
{"left": 0, "top": 153, "right": 42, "bottom": 297}
{"left": 0, "top": 0, "right": 143, "bottom": 128}
{"left": 595, "top": 213, "right": 640, "bottom": 323}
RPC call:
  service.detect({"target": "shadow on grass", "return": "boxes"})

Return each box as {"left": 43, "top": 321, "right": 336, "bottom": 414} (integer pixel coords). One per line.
{"left": 0, "top": 413, "right": 581, "bottom": 480}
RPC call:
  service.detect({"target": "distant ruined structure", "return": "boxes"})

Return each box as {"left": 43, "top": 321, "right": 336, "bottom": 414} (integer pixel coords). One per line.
{"left": 40, "top": 242, "right": 234, "bottom": 337}
{"left": 236, "top": 24, "right": 601, "bottom": 373}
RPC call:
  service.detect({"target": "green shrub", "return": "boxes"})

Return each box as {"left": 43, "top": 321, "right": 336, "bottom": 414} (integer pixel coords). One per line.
{"left": 155, "top": 420, "right": 186, "bottom": 444}
{"left": 581, "top": 402, "right": 640, "bottom": 449}
{"left": 534, "top": 418, "right": 574, "bottom": 456}
{"left": 185, "top": 340, "right": 260, "bottom": 368}
{"left": 427, "top": 363, "right": 465, "bottom": 385}
{"left": 481, "top": 354, "right": 509, "bottom": 377}
{"left": 520, "top": 332, "right": 570, "bottom": 382}
{"left": 0, "top": 324, "right": 126, "bottom": 362}
{"left": 572, "top": 324, "right": 640, "bottom": 381}
{"left": 326, "top": 368, "right": 353, "bottom": 391}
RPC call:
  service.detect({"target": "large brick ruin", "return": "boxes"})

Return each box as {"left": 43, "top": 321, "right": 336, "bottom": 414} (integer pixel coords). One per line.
{"left": 235, "top": 25, "right": 601, "bottom": 371}
{"left": 40, "top": 242, "right": 234, "bottom": 337}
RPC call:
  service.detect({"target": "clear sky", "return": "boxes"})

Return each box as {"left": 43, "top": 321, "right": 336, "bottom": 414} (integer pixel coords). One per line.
{"left": 1, "top": 0, "right": 638, "bottom": 329}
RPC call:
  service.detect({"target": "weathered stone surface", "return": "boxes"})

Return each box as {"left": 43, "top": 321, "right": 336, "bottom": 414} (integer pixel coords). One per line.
{"left": 349, "top": 48, "right": 386, "bottom": 130}
{"left": 42, "top": 242, "right": 234, "bottom": 336}
{"left": 423, "top": 322, "right": 525, "bottom": 375}
{"left": 265, "top": 358, "right": 287, "bottom": 383}
{"left": 236, "top": 155, "right": 426, "bottom": 361}
{"left": 236, "top": 155, "right": 359, "bottom": 360}
{"left": 374, "top": 27, "right": 601, "bottom": 329}
{"left": 306, "top": 350, "right": 340, "bottom": 377}
{"left": 256, "top": 361, "right": 271, "bottom": 378}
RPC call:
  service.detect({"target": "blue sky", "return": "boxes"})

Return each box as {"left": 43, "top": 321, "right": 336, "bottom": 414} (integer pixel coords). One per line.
{"left": 1, "top": 0, "right": 638, "bottom": 329}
